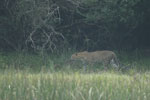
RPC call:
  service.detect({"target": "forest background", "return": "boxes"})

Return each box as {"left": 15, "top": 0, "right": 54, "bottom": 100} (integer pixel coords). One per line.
{"left": 0, "top": 1, "right": 150, "bottom": 99}
{"left": 0, "top": 0, "right": 150, "bottom": 53}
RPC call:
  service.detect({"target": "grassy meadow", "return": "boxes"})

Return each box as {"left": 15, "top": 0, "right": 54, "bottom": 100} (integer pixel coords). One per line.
{"left": 0, "top": 51, "right": 150, "bottom": 100}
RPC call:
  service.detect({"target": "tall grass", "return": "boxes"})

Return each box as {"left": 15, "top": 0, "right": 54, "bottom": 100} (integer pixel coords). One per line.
{"left": 0, "top": 50, "right": 150, "bottom": 100}
{"left": 0, "top": 71, "right": 150, "bottom": 100}
{"left": 0, "top": 50, "right": 150, "bottom": 71}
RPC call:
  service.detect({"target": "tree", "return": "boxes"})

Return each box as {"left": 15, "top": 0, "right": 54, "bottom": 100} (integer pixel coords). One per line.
{"left": 0, "top": 0, "right": 64, "bottom": 53}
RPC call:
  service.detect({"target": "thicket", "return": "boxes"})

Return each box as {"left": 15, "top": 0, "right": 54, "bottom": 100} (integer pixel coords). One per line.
{"left": 0, "top": 0, "right": 150, "bottom": 52}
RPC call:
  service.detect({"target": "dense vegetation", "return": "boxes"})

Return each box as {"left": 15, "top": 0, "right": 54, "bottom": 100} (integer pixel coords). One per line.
{"left": 0, "top": 0, "right": 150, "bottom": 99}
{"left": 0, "top": 51, "right": 149, "bottom": 100}
{"left": 0, "top": 71, "right": 150, "bottom": 100}
{"left": 0, "top": 0, "right": 150, "bottom": 52}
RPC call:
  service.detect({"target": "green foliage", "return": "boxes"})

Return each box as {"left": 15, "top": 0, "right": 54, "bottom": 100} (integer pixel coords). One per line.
{"left": 54, "top": 0, "right": 150, "bottom": 50}
{"left": 0, "top": 0, "right": 150, "bottom": 51}
{"left": 0, "top": 51, "right": 149, "bottom": 99}
{"left": 75, "top": 0, "right": 144, "bottom": 49}
{"left": 0, "top": 49, "right": 150, "bottom": 71}
{"left": 0, "top": 71, "right": 150, "bottom": 100}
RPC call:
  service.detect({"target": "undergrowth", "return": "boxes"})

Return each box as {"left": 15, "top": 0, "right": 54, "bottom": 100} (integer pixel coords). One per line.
{"left": 0, "top": 50, "right": 150, "bottom": 100}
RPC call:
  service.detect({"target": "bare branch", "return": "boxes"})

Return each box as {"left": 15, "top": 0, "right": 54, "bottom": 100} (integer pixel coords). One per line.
{"left": 24, "top": 0, "right": 64, "bottom": 53}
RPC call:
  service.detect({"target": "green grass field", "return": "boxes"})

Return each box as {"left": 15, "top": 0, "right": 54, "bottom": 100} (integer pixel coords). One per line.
{"left": 0, "top": 51, "right": 150, "bottom": 100}
{"left": 0, "top": 71, "right": 150, "bottom": 100}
